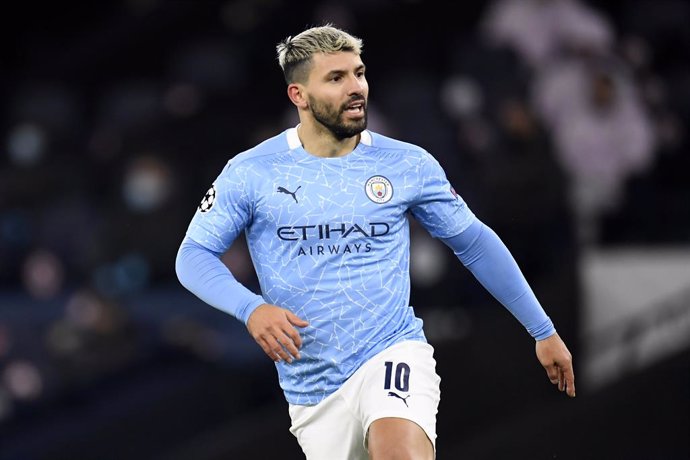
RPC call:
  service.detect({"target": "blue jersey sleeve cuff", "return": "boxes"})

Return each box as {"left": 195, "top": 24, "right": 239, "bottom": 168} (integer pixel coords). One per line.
{"left": 238, "top": 297, "right": 267, "bottom": 325}
{"left": 531, "top": 318, "right": 557, "bottom": 341}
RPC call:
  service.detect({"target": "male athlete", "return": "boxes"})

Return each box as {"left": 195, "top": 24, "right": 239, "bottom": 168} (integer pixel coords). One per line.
{"left": 176, "top": 25, "right": 575, "bottom": 460}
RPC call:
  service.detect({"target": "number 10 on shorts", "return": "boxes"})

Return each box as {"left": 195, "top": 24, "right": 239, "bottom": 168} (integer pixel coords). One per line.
{"left": 383, "top": 361, "right": 410, "bottom": 392}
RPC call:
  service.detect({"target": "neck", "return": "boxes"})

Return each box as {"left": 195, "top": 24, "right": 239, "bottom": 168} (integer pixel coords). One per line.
{"left": 297, "top": 122, "right": 360, "bottom": 158}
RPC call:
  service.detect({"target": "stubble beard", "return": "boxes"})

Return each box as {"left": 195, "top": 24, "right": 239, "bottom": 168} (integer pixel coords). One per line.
{"left": 309, "top": 95, "right": 368, "bottom": 140}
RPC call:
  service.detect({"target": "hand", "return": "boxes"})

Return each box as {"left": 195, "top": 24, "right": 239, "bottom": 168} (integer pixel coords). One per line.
{"left": 247, "top": 304, "right": 309, "bottom": 364}
{"left": 535, "top": 333, "right": 575, "bottom": 397}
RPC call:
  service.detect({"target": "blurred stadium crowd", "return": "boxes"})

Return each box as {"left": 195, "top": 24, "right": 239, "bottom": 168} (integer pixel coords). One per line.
{"left": 1, "top": 0, "right": 689, "bottom": 458}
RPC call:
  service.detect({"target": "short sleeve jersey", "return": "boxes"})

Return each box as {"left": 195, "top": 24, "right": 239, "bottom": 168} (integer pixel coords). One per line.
{"left": 186, "top": 128, "right": 476, "bottom": 405}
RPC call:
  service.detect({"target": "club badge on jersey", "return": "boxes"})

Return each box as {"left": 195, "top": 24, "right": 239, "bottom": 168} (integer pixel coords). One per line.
{"left": 365, "top": 175, "right": 393, "bottom": 204}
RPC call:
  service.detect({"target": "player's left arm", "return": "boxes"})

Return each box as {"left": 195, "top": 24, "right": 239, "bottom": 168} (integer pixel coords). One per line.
{"left": 442, "top": 219, "right": 575, "bottom": 397}
{"left": 407, "top": 150, "right": 574, "bottom": 396}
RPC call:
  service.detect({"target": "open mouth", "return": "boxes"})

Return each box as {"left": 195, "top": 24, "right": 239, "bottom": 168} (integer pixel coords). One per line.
{"left": 344, "top": 100, "right": 365, "bottom": 116}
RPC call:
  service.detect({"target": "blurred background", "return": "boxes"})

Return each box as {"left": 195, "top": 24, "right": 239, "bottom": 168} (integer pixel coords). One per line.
{"left": 1, "top": 0, "right": 689, "bottom": 458}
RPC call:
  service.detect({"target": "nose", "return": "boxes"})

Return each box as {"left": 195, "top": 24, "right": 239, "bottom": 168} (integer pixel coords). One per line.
{"left": 347, "top": 74, "right": 366, "bottom": 96}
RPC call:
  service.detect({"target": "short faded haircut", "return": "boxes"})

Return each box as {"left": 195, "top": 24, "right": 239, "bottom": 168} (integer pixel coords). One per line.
{"left": 276, "top": 25, "right": 363, "bottom": 84}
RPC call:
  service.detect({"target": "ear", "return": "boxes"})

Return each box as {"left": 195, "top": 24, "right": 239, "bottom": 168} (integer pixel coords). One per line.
{"left": 287, "top": 83, "right": 308, "bottom": 109}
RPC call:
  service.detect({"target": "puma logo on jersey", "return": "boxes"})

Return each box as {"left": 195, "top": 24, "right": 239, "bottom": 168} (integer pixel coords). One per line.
{"left": 277, "top": 185, "right": 301, "bottom": 203}
{"left": 387, "top": 391, "right": 410, "bottom": 407}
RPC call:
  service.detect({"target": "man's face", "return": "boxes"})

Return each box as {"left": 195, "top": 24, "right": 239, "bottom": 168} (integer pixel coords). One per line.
{"left": 304, "top": 51, "right": 368, "bottom": 139}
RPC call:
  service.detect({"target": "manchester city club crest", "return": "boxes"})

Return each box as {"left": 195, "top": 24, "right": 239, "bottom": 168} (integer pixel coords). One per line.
{"left": 365, "top": 175, "right": 393, "bottom": 204}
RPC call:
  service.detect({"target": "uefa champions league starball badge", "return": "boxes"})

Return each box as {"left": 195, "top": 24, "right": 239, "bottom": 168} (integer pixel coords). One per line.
{"left": 198, "top": 184, "right": 217, "bottom": 212}
{"left": 365, "top": 176, "right": 393, "bottom": 204}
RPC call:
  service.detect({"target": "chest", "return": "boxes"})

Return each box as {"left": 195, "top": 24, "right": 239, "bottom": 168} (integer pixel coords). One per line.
{"left": 253, "top": 160, "right": 412, "bottom": 227}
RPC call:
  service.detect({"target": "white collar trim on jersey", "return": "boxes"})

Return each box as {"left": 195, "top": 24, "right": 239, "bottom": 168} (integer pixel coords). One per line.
{"left": 287, "top": 125, "right": 372, "bottom": 150}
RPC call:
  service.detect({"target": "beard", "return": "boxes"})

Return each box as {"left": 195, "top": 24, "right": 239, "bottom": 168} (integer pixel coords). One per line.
{"left": 308, "top": 95, "right": 368, "bottom": 140}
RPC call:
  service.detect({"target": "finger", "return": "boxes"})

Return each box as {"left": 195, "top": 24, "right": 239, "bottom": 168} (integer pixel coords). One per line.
{"left": 257, "top": 337, "right": 281, "bottom": 362}
{"left": 284, "top": 323, "right": 303, "bottom": 350}
{"left": 261, "top": 336, "right": 291, "bottom": 363}
{"left": 545, "top": 365, "right": 559, "bottom": 385}
{"left": 278, "top": 331, "right": 301, "bottom": 360}
{"left": 286, "top": 311, "right": 309, "bottom": 328}
{"left": 558, "top": 367, "right": 565, "bottom": 392}
{"left": 269, "top": 336, "right": 293, "bottom": 363}
{"left": 562, "top": 364, "right": 576, "bottom": 397}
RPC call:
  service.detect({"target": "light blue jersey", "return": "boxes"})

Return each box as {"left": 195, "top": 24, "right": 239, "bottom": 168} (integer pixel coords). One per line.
{"left": 185, "top": 127, "right": 476, "bottom": 405}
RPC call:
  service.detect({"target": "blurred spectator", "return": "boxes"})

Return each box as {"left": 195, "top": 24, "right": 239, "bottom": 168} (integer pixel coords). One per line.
{"left": 45, "top": 288, "right": 140, "bottom": 386}
{"left": 532, "top": 56, "right": 656, "bottom": 245}
{"left": 97, "top": 153, "right": 185, "bottom": 286}
{"left": 6, "top": 123, "right": 47, "bottom": 167}
{"left": 21, "top": 249, "right": 65, "bottom": 300}
{"left": 121, "top": 154, "right": 173, "bottom": 214}
{"left": 2, "top": 360, "right": 44, "bottom": 402}
{"left": 481, "top": 0, "right": 614, "bottom": 71}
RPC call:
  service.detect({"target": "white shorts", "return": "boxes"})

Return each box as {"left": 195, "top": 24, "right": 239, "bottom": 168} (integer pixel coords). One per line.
{"left": 288, "top": 340, "right": 441, "bottom": 460}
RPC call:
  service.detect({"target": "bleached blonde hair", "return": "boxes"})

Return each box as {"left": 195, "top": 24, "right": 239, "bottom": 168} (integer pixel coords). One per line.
{"left": 276, "top": 25, "right": 363, "bottom": 84}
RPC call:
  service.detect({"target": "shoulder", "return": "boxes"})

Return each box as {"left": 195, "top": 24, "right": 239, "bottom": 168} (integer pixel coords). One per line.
{"left": 365, "top": 131, "right": 438, "bottom": 166}
{"left": 367, "top": 131, "right": 426, "bottom": 155}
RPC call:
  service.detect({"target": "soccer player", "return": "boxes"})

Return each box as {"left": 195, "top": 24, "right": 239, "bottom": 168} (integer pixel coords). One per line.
{"left": 176, "top": 25, "right": 575, "bottom": 460}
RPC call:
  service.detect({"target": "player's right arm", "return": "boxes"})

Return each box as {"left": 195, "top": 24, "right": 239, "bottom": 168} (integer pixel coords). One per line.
{"left": 176, "top": 159, "right": 265, "bottom": 323}
{"left": 176, "top": 241, "right": 307, "bottom": 362}
{"left": 175, "top": 237, "right": 265, "bottom": 324}
{"left": 176, "top": 159, "right": 307, "bottom": 362}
